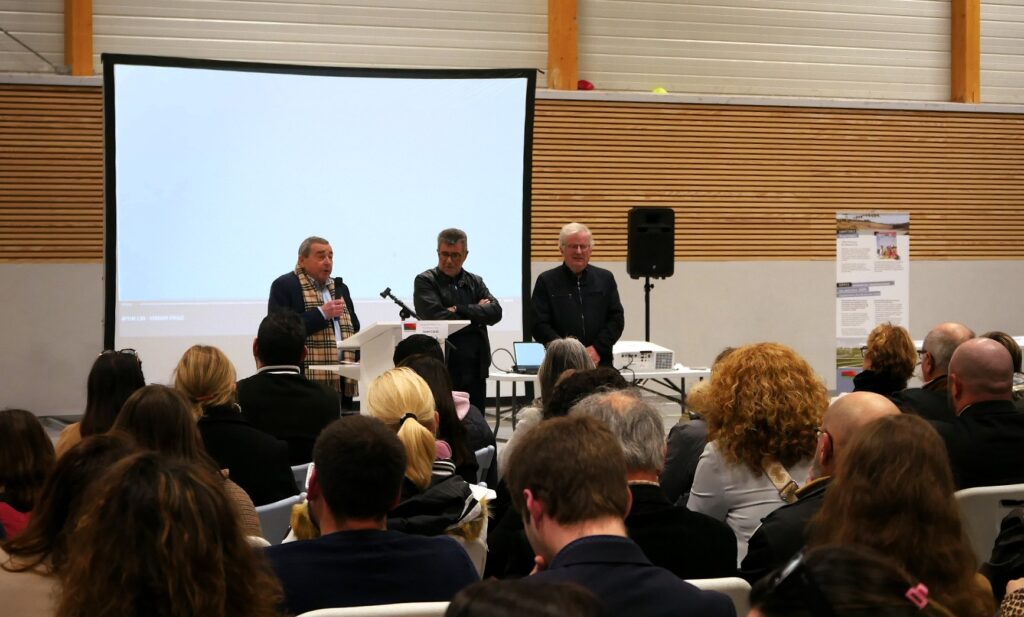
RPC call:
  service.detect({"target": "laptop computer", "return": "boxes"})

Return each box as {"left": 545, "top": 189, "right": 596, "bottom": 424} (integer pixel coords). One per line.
{"left": 512, "top": 341, "right": 545, "bottom": 374}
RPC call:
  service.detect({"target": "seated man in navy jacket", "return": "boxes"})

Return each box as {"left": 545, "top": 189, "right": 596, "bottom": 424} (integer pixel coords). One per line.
{"left": 506, "top": 415, "right": 735, "bottom": 617}
{"left": 265, "top": 416, "right": 478, "bottom": 615}
{"left": 237, "top": 311, "right": 339, "bottom": 465}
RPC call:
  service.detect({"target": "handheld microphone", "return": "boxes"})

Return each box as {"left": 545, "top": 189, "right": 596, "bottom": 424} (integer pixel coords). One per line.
{"left": 332, "top": 278, "right": 344, "bottom": 322}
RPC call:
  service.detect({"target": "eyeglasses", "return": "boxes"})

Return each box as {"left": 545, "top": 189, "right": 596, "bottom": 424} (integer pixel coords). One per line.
{"left": 563, "top": 243, "right": 591, "bottom": 251}
{"left": 858, "top": 345, "right": 869, "bottom": 357}
{"left": 437, "top": 250, "right": 465, "bottom": 261}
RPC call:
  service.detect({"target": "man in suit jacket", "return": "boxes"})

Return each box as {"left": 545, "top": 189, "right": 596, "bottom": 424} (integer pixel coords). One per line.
{"left": 935, "top": 337, "right": 1024, "bottom": 489}
{"left": 572, "top": 389, "right": 737, "bottom": 579}
{"left": 237, "top": 311, "right": 339, "bottom": 465}
{"left": 265, "top": 416, "right": 478, "bottom": 615}
{"left": 506, "top": 414, "right": 735, "bottom": 617}
{"left": 890, "top": 321, "right": 974, "bottom": 422}
{"left": 740, "top": 391, "right": 900, "bottom": 583}
{"left": 268, "top": 236, "right": 360, "bottom": 407}
{"left": 531, "top": 222, "right": 624, "bottom": 367}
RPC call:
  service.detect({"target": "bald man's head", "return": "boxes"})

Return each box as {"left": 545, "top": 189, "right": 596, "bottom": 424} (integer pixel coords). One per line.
{"left": 949, "top": 337, "right": 1014, "bottom": 412}
{"left": 921, "top": 322, "right": 975, "bottom": 381}
{"left": 814, "top": 392, "right": 900, "bottom": 477}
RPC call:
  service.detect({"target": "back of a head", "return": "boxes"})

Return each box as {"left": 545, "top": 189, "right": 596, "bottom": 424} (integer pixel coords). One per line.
{"left": 399, "top": 354, "right": 469, "bottom": 464}
{"left": 537, "top": 338, "right": 595, "bottom": 404}
{"left": 256, "top": 311, "right": 306, "bottom": 366}
{"left": 923, "top": 322, "right": 975, "bottom": 375}
{"left": 446, "top": 580, "right": 604, "bottom": 617}
{"left": 173, "top": 344, "right": 237, "bottom": 416}
{"left": 2, "top": 433, "right": 136, "bottom": 571}
{"left": 823, "top": 391, "right": 900, "bottom": 456}
{"left": 751, "top": 545, "right": 957, "bottom": 617}
{"left": 506, "top": 415, "right": 629, "bottom": 525}
{"left": 949, "top": 337, "right": 1015, "bottom": 401}
{"left": 82, "top": 350, "right": 146, "bottom": 436}
{"left": 705, "top": 342, "right": 826, "bottom": 471}
{"left": 365, "top": 367, "right": 438, "bottom": 490}
{"left": 570, "top": 389, "right": 666, "bottom": 473}
{"left": 982, "top": 330, "right": 1023, "bottom": 374}
{"left": 313, "top": 416, "right": 408, "bottom": 521}
{"left": 56, "top": 451, "right": 282, "bottom": 617}
{"left": 393, "top": 334, "right": 445, "bottom": 366}
{"left": 114, "top": 384, "right": 210, "bottom": 464}
{"left": 0, "top": 408, "right": 55, "bottom": 512}
{"left": 543, "top": 366, "right": 629, "bottom": 420}
{"left": 866, "top": 323, "right": 918, "bottom": 382}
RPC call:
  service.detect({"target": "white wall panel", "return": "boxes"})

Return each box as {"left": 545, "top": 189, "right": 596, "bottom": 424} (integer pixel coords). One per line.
{"left": 0, "top": 0, "right": 64, "bottom": 73}
{"left": 983, "top": 0, "right": 1024, "bottom": 103}
{"left": 92, "top": 0, "right": 547, "bottom": 85}
{"left": 579, "top": 0, "right": 950, "bottom": 100}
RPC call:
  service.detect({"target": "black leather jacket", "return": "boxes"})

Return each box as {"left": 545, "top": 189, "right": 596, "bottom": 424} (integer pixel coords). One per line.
{"left": 413, "top": 267, "right": 502, "bottom": 373}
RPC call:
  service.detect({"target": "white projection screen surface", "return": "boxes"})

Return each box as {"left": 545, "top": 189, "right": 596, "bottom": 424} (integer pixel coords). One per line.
{"left": 104, "top": 55, "right": 536, "bottom": 386}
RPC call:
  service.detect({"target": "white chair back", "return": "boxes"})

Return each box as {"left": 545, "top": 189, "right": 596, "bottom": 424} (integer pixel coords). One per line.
{"left": 686, "top": 577, "right": 751, "bottom": 616}
{"left": 292, "top": 462, "right": 311, "bottom": 492}
{"left": 246, "top": 535, "right": 271, "bottom": 548}
{"left": 474, "top": 445, "right": 495, "bottom": 485}
{"left": 256, "top": 494, "right": 303, "bottom": 545}
{"left": 296, "top": 602, "right": 449, "bottom": 617}
{"left": 955, "top": 482, "right": 1024, "bottom": 562}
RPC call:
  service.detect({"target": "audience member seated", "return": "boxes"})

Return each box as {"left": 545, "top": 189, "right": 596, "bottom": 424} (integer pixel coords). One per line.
{"left": 740, "top": 391, "right": 899, "bottom": 583}
{"left": 933, "top": 336, "right": 1024, "bottom": 489}
{"left": 113, "top": 384, "right": 262, "bottom": 536}
{"left": 266, "top": 415, "right": 479, "bottom": 614}
{"left": 237, "top": 311, "right": 339, "bottom": 465}
{"left": 686, "top": 342, "right": 825, "bottom": 563}
{"left": 809, "top": 414, "right": 994, "bottom": 617}
{"left": 55, "top": 349, "right": 145, "bottom": 457}
{"left": 399, "top": 354, "right": 481, "bottom": 484}
{"left": 661, "top": 346, "right": 734, "bottom": 504}
{"left": 750, "top": 545, "right": 958, "bottom": 617}
{"left": 55, "top": 451, "right": 284, "bottom": 617}
{"left": 0, "top": 409, "right": 55, "bottom": 539}
{"left": 174, "top": 344, "right": 297, "bottom": 506}
{"left": 446, "top": 579, "right": 604, "bottom": 617}
{"left": 393, "top": 333, "right": 447, "bottom": 365}
{"left": 854, "top": 322, "right": 917, "bottom": 396}
{"left": 1, "top": 434, "right": 135, "bottom": 617}
{"left": 890, "top": 321, "right": 974, "bottom": 422}
{"left": 506, "top": 415, "right": 735, "bottom": 617}
{"left": 572, "top": 389, "right": 737, "bottom": 578}
{"left": 497, "top": 337, "right": 595, "bottom": 478}
{"left": 365, "top": 368, "right": 488, "bottom": 542}
{"left": 982, "top": 330, "right": 1024, "bottom": 411}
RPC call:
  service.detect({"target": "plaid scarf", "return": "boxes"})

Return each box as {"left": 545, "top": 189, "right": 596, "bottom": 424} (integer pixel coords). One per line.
{"left": 295, "top": 266, "right": 357, "bottom": 397}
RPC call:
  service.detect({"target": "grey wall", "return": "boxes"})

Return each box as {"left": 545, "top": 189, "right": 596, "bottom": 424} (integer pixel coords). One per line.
{"left": 4, "top": 259, "right": 1022, "bottom": 415}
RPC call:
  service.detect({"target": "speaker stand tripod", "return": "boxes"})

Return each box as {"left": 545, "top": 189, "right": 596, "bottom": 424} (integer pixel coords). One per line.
{"left": 643, "top": 276, "right": 654, "bottom": 342}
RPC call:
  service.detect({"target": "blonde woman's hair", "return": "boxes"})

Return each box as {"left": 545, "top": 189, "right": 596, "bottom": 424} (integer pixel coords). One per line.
{"left": 365, "top": 367, "right": 437, "bottom": 490}
{"left": 173, "top": 345, "right": 237, "bottom": 418}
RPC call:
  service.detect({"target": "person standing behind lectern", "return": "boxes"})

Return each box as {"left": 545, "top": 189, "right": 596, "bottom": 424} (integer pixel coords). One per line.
{"left": 269, "top": 236, "right": 360, "bottom": 410}
{"left": 413, "top": 228, "right": 502, "bottom": 412}
{"left": 531, "top": 222, "right": 624, "bottom": 367}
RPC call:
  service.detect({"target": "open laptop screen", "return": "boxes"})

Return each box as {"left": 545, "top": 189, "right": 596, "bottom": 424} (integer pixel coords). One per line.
{"left": 513, "top": 342, "right": 546, "bottom": 371}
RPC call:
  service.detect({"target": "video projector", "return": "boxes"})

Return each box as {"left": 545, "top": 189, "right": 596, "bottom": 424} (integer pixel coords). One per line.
{"left": 612, "top": 341, "right": 675, "bottom": 372}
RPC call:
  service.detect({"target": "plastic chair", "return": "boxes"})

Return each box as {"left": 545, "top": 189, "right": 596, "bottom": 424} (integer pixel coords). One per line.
{"left": 256, "top": 494, "right": 303, "bottom": 545}
{"left": 474, "top": 445, "right": 495, "bottom": 485}
{"left": 292, "top": 462, "right": 311, "bottom": 492}
{"left": 296, "top": 602, "right": 449, "bottom": 617}
{"left": 686, "top": 577, "right": 751, "bottom": 616}
{"left": 955, "top": 482, "right": 1024, "bottom": 562}
{"left": 246, "top": 535, "right": 271, "bottom": 548}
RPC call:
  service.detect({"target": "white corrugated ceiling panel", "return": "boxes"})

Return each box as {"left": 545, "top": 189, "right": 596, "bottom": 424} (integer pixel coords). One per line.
{"left": 0, "top": 0, "right": 64, "bottom": 73}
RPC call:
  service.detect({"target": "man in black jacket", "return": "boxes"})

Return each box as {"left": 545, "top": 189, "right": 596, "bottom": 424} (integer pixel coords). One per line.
{"left": 413, "top": 228, "right": 502, "bottom": 411}
{"left": 890, "top": 321, "right": 973, "bottom": 422}
{"left": 531, "top": 222, "right": 624, "bottom": 367}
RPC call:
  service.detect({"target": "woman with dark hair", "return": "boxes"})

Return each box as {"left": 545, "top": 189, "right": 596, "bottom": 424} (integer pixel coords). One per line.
{"left": 751, "top": 545, "right": 956, "bottom": 617}
{"left": 55, "top": 349, "right": 145, "bottom": 458}
{"left": 399, "top": 354, "right": 481, "bottom": 484}
{"left": 0, "top": 409, "right": 55, "bottom": 538}
{"left": 1, "top": 433, "right": 136, "bottom": 616}
{"left": 55, "top": 451, "right": 284, "bottom": 617}
{"left": 983, "top": 330, "right": 1024, "bottom": 407}
{"left": 174, "top": 344, "right": 296, "bottom": 506}
{"left": 810, "top": 414, "right": 994, "bottom": 617}
{"left": 446, "top": 580, "right": 604, "bottom": 617}
{"left": 854, "top": 322, "right": 918, "bottom": 395}
{"left": 114, "top": 384, "right": 262, "bottom": 537}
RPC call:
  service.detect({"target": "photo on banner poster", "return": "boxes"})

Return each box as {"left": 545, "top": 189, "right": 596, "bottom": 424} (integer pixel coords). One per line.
{"left": 835, "top": 212, "right": 910, "bottom": 394}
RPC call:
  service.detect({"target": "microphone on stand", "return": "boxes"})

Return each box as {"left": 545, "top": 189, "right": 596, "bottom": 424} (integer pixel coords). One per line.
{"left": 379, "top": 287, "right": 419, "bottom": 320}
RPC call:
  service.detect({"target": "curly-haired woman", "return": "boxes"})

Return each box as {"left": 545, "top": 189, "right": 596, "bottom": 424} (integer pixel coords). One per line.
{"left": 854, "top": 322, "right": 918, "bottom": 396}
{"left": 686, "top": 342, "right": 827, "bottom": 564}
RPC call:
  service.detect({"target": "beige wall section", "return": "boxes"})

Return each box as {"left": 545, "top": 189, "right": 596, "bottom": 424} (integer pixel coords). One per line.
{"left": 983, "top": 0, "right": 1024, "bottom": 103}
{"left": 0, "top": 0, "right": 64, "bottom": 72}
{"left": 91, "top": 0, "right": 547, "bottom": 83}
{"left": 578, "top": 0, "right": 949, "bottom": 100}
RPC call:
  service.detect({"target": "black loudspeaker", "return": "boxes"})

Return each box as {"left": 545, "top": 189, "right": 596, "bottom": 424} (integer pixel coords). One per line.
{"left": 627, "top": 207, "right": 675, "bottom": 279}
